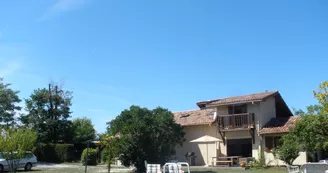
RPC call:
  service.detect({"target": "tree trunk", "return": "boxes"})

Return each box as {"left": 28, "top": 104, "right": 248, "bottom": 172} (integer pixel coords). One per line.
{"left": 108, "top": 162, "right": 111, "bottom": 173}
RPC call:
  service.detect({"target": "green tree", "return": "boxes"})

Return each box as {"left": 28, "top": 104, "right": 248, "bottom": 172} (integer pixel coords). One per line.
{"left": 314, "top": 81, "right": 328, "bottom": 114}
{"left": 292, "top": 108, "right": 305, "bottom": 116}
{"left": 292, "top": 105, "right": 323, "bottom": 117}
{"left": 0, "top": 78, "right": 21, "bottom": 127}
{"left": 72, "top": 117, "right": 96, "bottom": 143}
{"left": 20, "top": 83, "right": 73, "bottom": 143}
{"left": 278, "top": 81, "right": 328, "bottom": 163}
{"left": 107, "top": 106, "right": 185, "bottom": 173}
{"left": 274, "top": 133, "right": 300, "bottom": 165}
{"left": 100, "top": 134, "right": 119, "bottom": 173}
{"left": 0, "top": 127, "right": 37, "bottom": 173}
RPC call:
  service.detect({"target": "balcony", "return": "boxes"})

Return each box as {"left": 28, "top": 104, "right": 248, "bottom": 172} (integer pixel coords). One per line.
{"left": 217, "top": 113, "right": 255, "bottom": 131}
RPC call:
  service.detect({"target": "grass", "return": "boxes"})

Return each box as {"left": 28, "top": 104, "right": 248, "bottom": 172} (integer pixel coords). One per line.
{"left": 12, "top": 163, "right": 289, "bottom": 173}
{"left": 189, "top": 167, "right": 288, "bottom": 173}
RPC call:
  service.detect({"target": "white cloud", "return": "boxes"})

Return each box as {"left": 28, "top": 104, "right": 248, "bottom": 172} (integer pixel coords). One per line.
{"left": 0, "top": 61, "right": 22, "bottom": 78}
{"left": 38, "top": 0, "right": 90, "bottom": 21}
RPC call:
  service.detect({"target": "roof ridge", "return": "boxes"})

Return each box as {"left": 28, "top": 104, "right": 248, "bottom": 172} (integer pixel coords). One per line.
{"left": 197, "top": 90, "right": 279, "bottom": 107}
{"left": 209, "top": 90, "right": 278, "bottom": 101}
{"left": 173, "top": 109, "right": 213, "bottom": 113}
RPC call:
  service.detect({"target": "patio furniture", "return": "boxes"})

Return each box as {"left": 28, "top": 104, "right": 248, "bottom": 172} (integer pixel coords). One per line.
{"left": 163, "top": 163, "right": 183, "bottom": 173}
{"left": 300, "top": 163, "right": 328, "bottom": 173}
{"left": 147, "top": 164, "right": 161, "bottom": 173}
{"left": 211, "top": 157, "right": 233, "bottom": 167}
{"left": 177, "top": 162, "right": 190, "bottom": 173}
{"left": 286, "top": 165, "right": 300, "bottom": 173}
{"left": 185, "top": 152, "right": 196, "bottom": 166}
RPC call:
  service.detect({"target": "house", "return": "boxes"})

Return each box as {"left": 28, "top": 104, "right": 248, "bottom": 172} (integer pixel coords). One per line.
{"left": 173, "top": 90, "right": 305, "bottom": 166}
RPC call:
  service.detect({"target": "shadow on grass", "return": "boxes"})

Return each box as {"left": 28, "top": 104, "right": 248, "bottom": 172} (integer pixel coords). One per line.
{"left": 16, "top": 169, "right": 42, "bottom": 172}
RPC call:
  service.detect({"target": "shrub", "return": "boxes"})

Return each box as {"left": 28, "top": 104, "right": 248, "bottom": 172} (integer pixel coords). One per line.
{"left": 34, "top": 143, "right": 74, "bottom": 163}
{"left": 273, "top": 133, "right": 300, "bottom": 165}
{"left": 81, "top": 148, "right": 98, "bottom": 166}
{"left": 249, "top": 150, "right": 267, "bottom": 169}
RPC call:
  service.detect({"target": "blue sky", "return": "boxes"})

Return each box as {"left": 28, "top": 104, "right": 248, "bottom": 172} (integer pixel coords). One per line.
{"left": 0, "top": 0, "right": 327, "bottom": 133}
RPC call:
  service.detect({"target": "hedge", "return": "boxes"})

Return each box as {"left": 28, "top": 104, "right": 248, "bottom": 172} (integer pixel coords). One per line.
{"left": 34, "top": 143, "right": 74, "bottom": 163}
{"left": 81, "top": 148, "right": 98, "bottom": 166}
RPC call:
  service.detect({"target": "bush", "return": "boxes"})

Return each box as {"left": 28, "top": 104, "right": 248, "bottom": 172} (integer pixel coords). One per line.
{"left": 34, "top": 143, "right": 74, "bottom": 163}
{"left": 81, "top": 148, "right": 98, "bottom": 166}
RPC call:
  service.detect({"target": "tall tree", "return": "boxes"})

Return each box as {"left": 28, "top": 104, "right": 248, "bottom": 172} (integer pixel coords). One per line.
{"left": 0, "top": 78, "right": 21, "bottom": 127}
{"left": 72, "top": 117, "right": 96, "bottom": 143}
{"left": 292, "top": 108, "right": 305, "bottom": 116}
{"left": 21, "top": 83, "right": 72, "bottom": 143}
{"left": 314, "top": 81, "right": 328, "bottom": 114}
{"left": 277, "top": 80, "right": 328, "bottom": 164}
{"left": 292, "top": 104, "right": 323, "bottom": 116}
{"left": 107, "top": 106, "right": 185, "bottom": 173}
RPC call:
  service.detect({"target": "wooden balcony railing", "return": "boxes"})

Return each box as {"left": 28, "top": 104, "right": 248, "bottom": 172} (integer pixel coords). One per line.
{"left": 217, "top": 113, "right": 255, "bottom": 130}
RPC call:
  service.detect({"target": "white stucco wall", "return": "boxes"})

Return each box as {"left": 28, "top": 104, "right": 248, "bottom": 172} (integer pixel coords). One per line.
{"left": 175, "top": 125, "right": 223, "bottom": 165}
{"left": 247, "top": 102, "right": 262, "bottom": 160}
{"left": 265, "top": 151, "right": 307, "bottom": 166}
{"left": 216, "top": 106, "right": 228, "bottom": 115}
{"left": 259, "top": 97, "right": 276, "bottom": 128}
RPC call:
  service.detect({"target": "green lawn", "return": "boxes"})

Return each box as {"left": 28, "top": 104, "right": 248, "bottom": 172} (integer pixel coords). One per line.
{"left": 189, "top": 168, "right": 288, "bottom": 173}
{"left": 19, "top": 165, "right": 288, "bottom": 173}
{"left": 21, "top": 165, "right": 108, "bottom": 173}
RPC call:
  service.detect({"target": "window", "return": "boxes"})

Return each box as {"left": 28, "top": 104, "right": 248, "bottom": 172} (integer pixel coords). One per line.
{"left": 228, "top": 104, "right": 248, "bottom": 128}
{"left": 265, "top": 136, "right": 281, "bottom": 151}
{"left": 24, "top": 153, "right": 33, "bottom": 158}
{"left": 228, "top": 104, "right": 247, "bottom": 114}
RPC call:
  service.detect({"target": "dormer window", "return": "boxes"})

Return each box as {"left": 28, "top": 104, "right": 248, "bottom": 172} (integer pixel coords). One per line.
{"left": 180, "top": 114, "right": 190, "bottom": 118}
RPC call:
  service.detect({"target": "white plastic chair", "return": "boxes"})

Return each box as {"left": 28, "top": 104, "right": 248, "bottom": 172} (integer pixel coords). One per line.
{"left": 163, "top": 163, "right": 184, "bottom": 173}
{"left": 147, "top": 164, "right": 161, "bottom": 173}
{"left": 286, "top": 164, "right": 300, "bottom": 173}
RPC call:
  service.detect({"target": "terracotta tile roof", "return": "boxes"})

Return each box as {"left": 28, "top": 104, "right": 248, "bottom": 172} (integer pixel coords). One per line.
{"left": 197, "top": 90, "right": 278, "bottom": 108}
{"left": 258, "top": 116, "right": 301, "bottom": 134}
{"left": 173, "top": 109, "right": 216, "bottom": 126}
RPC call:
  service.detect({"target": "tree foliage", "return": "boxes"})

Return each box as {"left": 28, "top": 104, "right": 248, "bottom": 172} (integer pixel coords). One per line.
{"left": 72, "top": 117, "right": 96, "bottom": 144}
{"left": 20, "top": 83, "right": 73, "bottom": 143}
{"left": 314, "top": 81, "right": 328, "bottom": 114}
{"left": 0, "top": 127, "right": 37, "bottom": 173}
{"left": 277, "top": 80, "right": 328, "bottom": 164}
{"left": 0, "top": 78, "right": 21, "bottom": 127}
{"left": 107, "top": 106, "right": 185, "bottom": 173}
{"left": 274, "top": 133, "right": 300, "bottom": 165}
{"left": 100, "top": 134, "right": 119, "bottom": 172}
